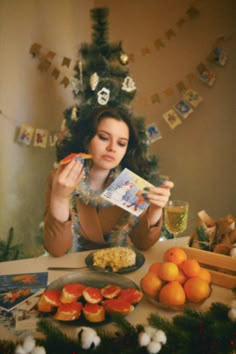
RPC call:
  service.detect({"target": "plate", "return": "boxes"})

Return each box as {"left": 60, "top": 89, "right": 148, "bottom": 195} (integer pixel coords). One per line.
{"left": 85, "top": 248, "right": 145, "bottom": 274}
{"left": 140, "top": 283, "right": 212, "bottom": 312}
{"left": 43, "top": 268, "right": 140, "bottom": 325}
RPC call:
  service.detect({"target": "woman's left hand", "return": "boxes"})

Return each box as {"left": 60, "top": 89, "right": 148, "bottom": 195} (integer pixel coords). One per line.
{"left": 144, "top": 180, "right": 174, "bottom": 227}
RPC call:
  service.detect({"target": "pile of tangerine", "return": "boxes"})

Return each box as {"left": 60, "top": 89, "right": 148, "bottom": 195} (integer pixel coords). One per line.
{"left": 141, "top": 247, "right": 211, "bottom": 306}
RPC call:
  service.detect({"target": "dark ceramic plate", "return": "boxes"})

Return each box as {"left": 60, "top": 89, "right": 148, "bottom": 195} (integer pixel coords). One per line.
{"left": 85, "top": 248, "right": 145, "bottom": 274}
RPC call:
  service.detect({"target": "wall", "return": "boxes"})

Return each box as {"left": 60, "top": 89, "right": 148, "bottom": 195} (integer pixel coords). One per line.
{"left": 0, "top": 0, "right": 235, "bottom": 254}
{"left": 94, "top": 0, "right": 236, "bottom": 234}
{"left": 0, "top": 0, "right": 93, "bottom": 255}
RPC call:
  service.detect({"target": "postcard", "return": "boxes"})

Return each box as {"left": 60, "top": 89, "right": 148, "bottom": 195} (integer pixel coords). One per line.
{"left": 17, "top": 125, "right": 34, "bottom": 146}
{"left": 101, "top": 168, "right": 153, "bottom": 216}
{"left": 183, "top": 88, "right": 203, "bottom": 108}
{"left": 174, "top": 99, "right": 193, "bottom": 119}
{"left": 146, "top": 123, "right": 162, "bottom": 143}
{"left": 162, "top": 109, "right": 182, "bottom": 129}
{"left": 0, "top": 272, "right": 48, "bottom": 311}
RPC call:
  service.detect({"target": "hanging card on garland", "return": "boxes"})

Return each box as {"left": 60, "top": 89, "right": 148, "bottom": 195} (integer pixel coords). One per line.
{"left": 183, "top": 88, "right": 203, "bottom": 108}
{"left": 33, "top": 128, "right": 48, "bottom": 148}
{"left": 163, "top": 109, "right": 182, "bottom": 129}
{"left": 173, "top": 99, "right": 193, "bottom": 119}
{"left": 146, "top": 123, "right": 162, "bottom": 143}
{"left": 17, "top": 125, "right": 34, "bottom": 146}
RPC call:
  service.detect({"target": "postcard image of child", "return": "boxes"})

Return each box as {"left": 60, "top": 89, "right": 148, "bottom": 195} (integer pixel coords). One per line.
{"left": 101, "top": 168, "right": 153, "bottom": 216}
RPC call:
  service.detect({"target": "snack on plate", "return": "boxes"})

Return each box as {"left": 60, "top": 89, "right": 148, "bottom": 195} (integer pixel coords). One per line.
{"left": 92, "top": 247, "right": 136, "bottom": 272}
{"left": 54, "top": 302, "right": 83, "bottom": 321}
{"left": 103, "top": 299, "right": 134, "bottom": 315}
{"left": 60, "top": 283, "right": 86, "bottom": 303}
{"left": 83, "top": 287, "right": 103, "bottom": 304}
{"left": 83, "top": 303, "right": 105, "bottom": 323}
{"left": 101, "top": 284, "right": 122, "bottom": 299}
{"left": 117, "top": 287, "right": 143, "bottom": 304}
{"left": 59, "top": 153, "right": 92, "bottom": 165}
{"left": 37, "top": 289, "right": 61, "bottom": 312}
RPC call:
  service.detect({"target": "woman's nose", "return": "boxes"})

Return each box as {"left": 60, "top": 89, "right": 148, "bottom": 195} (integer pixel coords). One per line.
{"left": 107, "top": 140, "right": 116, "bottom": 151}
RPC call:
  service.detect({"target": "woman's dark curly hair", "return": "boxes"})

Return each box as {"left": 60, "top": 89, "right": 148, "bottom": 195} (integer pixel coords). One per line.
{"left": 56, "top": 106, "right": 152, "bottom": 179}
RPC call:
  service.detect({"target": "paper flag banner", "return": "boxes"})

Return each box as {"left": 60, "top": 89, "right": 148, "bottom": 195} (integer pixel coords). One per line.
{"left": 163, "top": 109, "right": 182, "bottom": 129}
{"left": 176, "top": 18, "right": 186, "bottom": 28}
{"left": 29, "top": 43, "right": 41, "bottom": 57}
{"left": 151, "top": 93, "right": 161, "bottom": 104}
{"left": 174, "top": 99, "right": 194, "bottom": 119}
{"left": 146, "top": 123, "right": 162, "bottom": 142}
{"left": 183, "top": 88, "right": 203, "bottom": 108}
{"left": 17, "top": 125, "right": 34, "bottom": 146}
{"left": 46, "top": 50, "right": 56, "bottom": 60}
{"left": 154, "top": 38, "right": 165, "bottom": 50}
{"left": 165, "top": 29, "right": 176, "bottom": 40}
{"left": 33, "top": 129, "right": 48, "bottom": 148}
{"left": 62, "top": 57, "right": 71, "bottom": 67}
{"left": 38, "top": 57, "right": 51, "bottom": 72}
{"left": 51, "top": 68, "right": 60, "bottom": 79}
{"left": 60, "top": 76, "right": 70, "bottom": 88}
{"left": 210, "top": 47, "right": 228, "bottom": 66}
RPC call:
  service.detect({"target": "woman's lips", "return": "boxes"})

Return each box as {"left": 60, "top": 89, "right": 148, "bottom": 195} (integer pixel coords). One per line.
{"left": 102, "top": 155, "right": 115, "bottom": 161}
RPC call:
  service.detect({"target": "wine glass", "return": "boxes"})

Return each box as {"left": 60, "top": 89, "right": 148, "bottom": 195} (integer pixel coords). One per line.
{"left": 164, "top": 200, "right": 189, "bottom": 239}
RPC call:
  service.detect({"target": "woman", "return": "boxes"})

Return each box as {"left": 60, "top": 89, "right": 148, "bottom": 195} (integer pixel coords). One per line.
{"left": 43, "top": 107, "right": 174, "bottom": 256}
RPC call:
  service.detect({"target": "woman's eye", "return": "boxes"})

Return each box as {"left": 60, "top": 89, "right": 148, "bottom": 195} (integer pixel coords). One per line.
{"left": 98, "top": 134, "right": 108, "bottom": 141}
{"left": 118, "top": 141, "right": 128, "bottom": 147}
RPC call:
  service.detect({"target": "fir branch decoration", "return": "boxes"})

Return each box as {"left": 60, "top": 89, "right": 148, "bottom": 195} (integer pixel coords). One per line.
{"left": 1, "top": 302, "right": 235, "bottom": 354}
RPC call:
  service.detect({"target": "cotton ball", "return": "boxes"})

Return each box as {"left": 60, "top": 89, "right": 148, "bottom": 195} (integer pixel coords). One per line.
{"left": 92, "top": 335, "right": 101, "bottom": 348}
{"left": 15, "top": 344, "right": 25, "bottom": 354}
{"left": 31, "top": 347, "right": 46, "bottom": 354}
{"left": 75, "top": 326, "right": 99, "bottom": 350}
{"left": 228, "top": 308, "right": 236, "bottom": 322}
{"left": 151, "top": 330, "right": 167, "bottom": 344}
{"left": 138, "top": 331, "right": 151, "bottom": 346}
{"left": 144, "top": 326, "right": 157, "bottom": 337}
{"left": 22, "top": 335, "right": 36, "bottom": 353}
{"left": 147, "top": 341, "right": 162, "bottom": 354}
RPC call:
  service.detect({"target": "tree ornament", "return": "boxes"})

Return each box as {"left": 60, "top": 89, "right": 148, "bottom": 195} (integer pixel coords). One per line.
{"left": 90, "top": 72, "right": 99, "bottom": 91}
{"left": 121, "top": 76, "right": 136, "bottom": 92}
{"left": 14, "top": 335, "right": 46, "bottom": 354}
{"left": 120, "top": 52, "right": 129, "bottom": 65}
{"left": 97, "top": 87, "right": 110, "bottom": 105}
{"left": 75, "top": 326, "right": 101, "bottom": 350}
{"left": 228, "top": 299, "right": 236, "bottom": 322}
{"left": 71, "top": 105, "right": 78, "bottom": 121}
{"left": 70, "top": 77, "right": 81, "bottom": 95}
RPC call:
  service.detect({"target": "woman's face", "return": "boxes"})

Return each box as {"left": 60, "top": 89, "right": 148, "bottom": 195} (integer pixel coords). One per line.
{"left": 88, "top": 117, "right": 129, "bottom": 170}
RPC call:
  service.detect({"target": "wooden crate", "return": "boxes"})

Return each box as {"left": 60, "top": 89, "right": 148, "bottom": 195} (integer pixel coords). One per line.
{"left": 182, "top": 246, "right": 236, "bottom": 289}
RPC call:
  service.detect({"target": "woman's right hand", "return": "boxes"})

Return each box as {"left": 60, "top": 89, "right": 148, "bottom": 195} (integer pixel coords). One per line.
{"left": 49, "top": 159, "right": 84, "bottom": 222}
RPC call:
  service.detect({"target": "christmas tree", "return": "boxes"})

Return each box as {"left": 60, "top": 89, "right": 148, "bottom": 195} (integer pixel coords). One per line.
{"left": 57, "top": 7, "right": 159, "bottom": 184}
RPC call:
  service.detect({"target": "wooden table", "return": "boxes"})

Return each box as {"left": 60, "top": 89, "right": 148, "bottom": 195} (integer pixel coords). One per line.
{"left": 0, "top": 237, "right": 234, "bottom": 340}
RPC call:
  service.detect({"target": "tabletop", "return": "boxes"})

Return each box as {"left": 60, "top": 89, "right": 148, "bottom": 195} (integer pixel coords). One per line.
{"left": 0, "top": 236, "right": 234, "bottom": 340}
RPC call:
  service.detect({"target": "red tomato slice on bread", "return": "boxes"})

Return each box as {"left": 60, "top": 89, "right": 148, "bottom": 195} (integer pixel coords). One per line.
{"left": 60, "top": 153, "right": 92, "bottom": 165}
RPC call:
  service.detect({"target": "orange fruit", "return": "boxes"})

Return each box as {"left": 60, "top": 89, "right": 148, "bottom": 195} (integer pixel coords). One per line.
{"left": 163, "top": 247, "right": 187, "bottom": 265}
{"left": 159, "top": 281, "right": 186, "bottom": 306}
{"left": 158, "top": 262, "right": 179, "bottom": 282}
{"left": 141, "top": 272, "right": 163, "bottom": 297}
{"left": 181, "top": 259, "right": 201, "bottom": 278}
{"left": 197, "top": 267, "right": 211, "bottom": 283}
{"left": 176, "top": 267, "right": 187, "bottom": 285}
{"left": 184, "top": 277, "right": 210, "bottom": 303}
{"left": 148, "top": 262, "right": 162, "bottom": 274}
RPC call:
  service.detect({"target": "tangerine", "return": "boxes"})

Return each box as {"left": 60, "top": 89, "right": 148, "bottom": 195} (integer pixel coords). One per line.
{"left": 176, "top": 267, "right": 187, "bottom": 285}
{"left": 158, "top": 262, "right": 179, "bottom": 281}
{"left": 163, "top": 247, "right": 187, "bottom": 265}
{"left": 141, "top": 272, "right": 163, "bottom": 297}
{"left": 184, "top": 277, "right": 210, "bottom": 303}
{"left": 159, "top": 281, "right": 186, "bottom": 306}
{"left": 196, "top": 267, "right": 211, "bottom": 283}
{"left": 181, "top": 258, "right": 201, "bottom": 278}
{"left": 148, "top": 261, "right": 162, "bottom": 274}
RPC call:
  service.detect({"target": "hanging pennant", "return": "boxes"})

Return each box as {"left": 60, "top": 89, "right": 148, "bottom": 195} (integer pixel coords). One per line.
{"left": 51, "top": 68, "right": 60, "bottom": 79}
{"left": 61, "top": 57, "right": 71, "bottom": 68}
{"left": 151, "top": 93, "right": 161, "bottom": 104}
{"left": 154, "top": 38, "right": 165, "bottom": 50}
{"left": 165, "top": 29, "right": 176, "bottom": 40}
{"left": 29, "top": 43, "right": 42, "bottom": 57}
{"left": 60, "top": 76, "right": 70, "bottom": 88}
